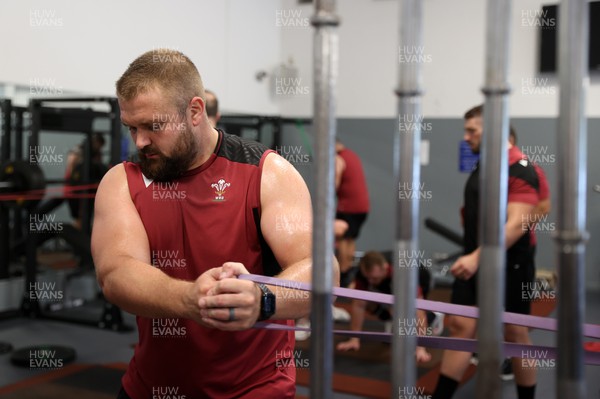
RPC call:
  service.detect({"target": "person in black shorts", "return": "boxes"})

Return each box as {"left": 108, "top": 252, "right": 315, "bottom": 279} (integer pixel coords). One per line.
{"left": 335, "top": 140, "right": 370, "bottom": 287}
{"left": 432, "top": 105, "right": 540, "bottom": 399}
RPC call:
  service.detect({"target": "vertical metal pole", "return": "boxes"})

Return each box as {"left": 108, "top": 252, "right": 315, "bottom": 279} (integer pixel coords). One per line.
{"left": 0, "top": 100, "right": 12, "bottom": 279}
{"left": 0, "top": 203, "right": 8, "bottom": 279}
{"left": 13, "top": 109, "right": 24, "bottom": 243}
{"left": 310, "top": 1, "right": 339, "bottom": 398}
{"left": 29, "top": 100, "right": 41, "bottom": 156}
{"left": 80, "top": 134, "right": 92, "bottom": 236}
{"left": 109, "top": 98, "right": 122, "bottom": 165}
{"left": 393, "top": 0, "right": 422, "bottom": 394}
{"left": 556, "top": 1, "right": 588, "bottom": 398}
{"left": 0, "top": 99, "right": 12, "bottom": 163}
{"left": 477, "top": 1, "right": 512, "bottom": 398}
{"left": 14, "top": 108, "right": 24, "bottom": 161}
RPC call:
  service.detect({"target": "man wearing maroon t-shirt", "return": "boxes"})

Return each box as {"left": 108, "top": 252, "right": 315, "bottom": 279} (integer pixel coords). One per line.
{"left": 335, "top": 140, "right": 370, "bottom": 286}
{"left": 509, "top": 128, "right": 552, "bottom": 242}
{"left": 432, "top": 105, "right": 539, "bottom": 399}
{"left": 91, "top": 49, "right": 338, "bottom": 398}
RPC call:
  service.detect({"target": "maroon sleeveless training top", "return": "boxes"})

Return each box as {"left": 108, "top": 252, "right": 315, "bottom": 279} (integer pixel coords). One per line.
{"left": 121, "top": 131, "right": 295, "bottom": 398}
{"left": 336, "top": 148, "right": 370, "bottom": 214}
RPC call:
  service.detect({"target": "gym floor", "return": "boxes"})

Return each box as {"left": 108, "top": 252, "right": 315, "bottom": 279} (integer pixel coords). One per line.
{"left": 0, "top": 268, "right": 598, "bottom": 399}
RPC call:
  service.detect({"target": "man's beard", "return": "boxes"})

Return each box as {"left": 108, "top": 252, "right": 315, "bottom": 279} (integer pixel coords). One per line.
{"left": 138, "top": 127, "right": 199, "bottom": 182}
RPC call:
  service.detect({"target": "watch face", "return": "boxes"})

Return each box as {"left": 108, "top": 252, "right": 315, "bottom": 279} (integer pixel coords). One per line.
{"left": 258, "top": 284, "right": 276, "bottom": 321}
{"left": 262, "top": 294, "right": 276, "bottom": 316}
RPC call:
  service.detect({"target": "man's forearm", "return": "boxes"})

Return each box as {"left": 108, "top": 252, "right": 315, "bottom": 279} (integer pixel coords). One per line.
{"left": 269, "top": 257, "right": 339, "bottom": 320}
{"left": 350, "top": 302, "right": 366, "bottom": 332}
{"left": 268, "top": 258, "right": 312, "bottom": 320}
{"left": 99, "top": 257, "right": 194, "bottom": 319}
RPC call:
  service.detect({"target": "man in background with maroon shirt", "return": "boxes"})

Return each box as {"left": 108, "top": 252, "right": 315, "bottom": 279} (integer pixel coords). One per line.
{"left": 432, "top": 105, "right": 539, "bottom": 399}
{"left": 335, "top": 139, "right": 370, "bottom": 287}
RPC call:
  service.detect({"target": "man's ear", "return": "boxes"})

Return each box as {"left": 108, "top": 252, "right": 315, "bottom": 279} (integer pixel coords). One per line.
{"left": 189, "top": 96, "right": 205, "bottom": 125}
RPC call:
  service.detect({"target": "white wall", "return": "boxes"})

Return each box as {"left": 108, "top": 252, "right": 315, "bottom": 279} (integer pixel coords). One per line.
{"left": 279, "top": 0, "right": 600, "bottom": 118}
{"left": 0, "top": 0, "right": 283, "bottom": 115}
{"left": 2, "top": 0, "right": 596, "bottom": 117}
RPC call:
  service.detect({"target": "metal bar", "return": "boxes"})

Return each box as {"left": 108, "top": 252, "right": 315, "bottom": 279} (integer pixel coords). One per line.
{"left": 40, "top": 107, "right": 112, "bottom": 118}
{"left": 13, "top": 110, "right": 26, "bottom": 245}
{"left": 0, "top": 100, "right": 15, "bottom": 278}
{"left": 28, "top": 100, "right": 41, "bottom": 158}
{"left": 30, "top": 97, "right": 118, "bottom": 103}
{"left": 556, "top": 0, "right": 589, "bottom": 397}
{"left": 0, "top": 205, "right": 9, "bottom": 280}
{"left": 43, "top": 179, "right": 70, "bottom": 185}
{"left": 424, "top": 217, "right": 464, "bottom": 247}
{"left": 0, "top": 99, "right": 12, "bottom": 163}
{"left": 109, "top": 98, "right": 122, "bottom": 165}
{"left": 393, "top": 0, "right": 423, "bottom": 394}
{"left": 80, "top": 134, "right": 92, "bottom": 236}
{"left": 20, "top": 222, "right": 41, "bottom": 318}
{"left": 14, "top": 109, "right": 23, "bottom": 161}
{"left": 477, "top": 1, "right": 513, "bottom": 398}
{"left": 273, "top": 119, "right": 282, "bottom": 150}
{"left": 310, "top": 0, "right": 339, "bottom": 397}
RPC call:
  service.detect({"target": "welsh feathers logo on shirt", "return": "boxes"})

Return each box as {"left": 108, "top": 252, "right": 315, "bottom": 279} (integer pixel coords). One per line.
{"left": 211, "top": 178, "right": 231, "bottom": 201}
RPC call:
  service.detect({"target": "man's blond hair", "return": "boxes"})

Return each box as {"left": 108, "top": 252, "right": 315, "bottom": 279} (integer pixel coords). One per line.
{"left": 116, "top": 49, "right": 205, "bottom": 115}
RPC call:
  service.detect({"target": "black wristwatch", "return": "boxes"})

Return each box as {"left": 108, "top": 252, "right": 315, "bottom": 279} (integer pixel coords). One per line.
{"left": 257, "top": 283, "right": 276, "bottom": 321}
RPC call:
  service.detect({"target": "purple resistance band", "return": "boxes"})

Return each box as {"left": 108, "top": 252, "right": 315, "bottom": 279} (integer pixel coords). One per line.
{"left": 239, "top": 274, "right": 600, "bottom": 365}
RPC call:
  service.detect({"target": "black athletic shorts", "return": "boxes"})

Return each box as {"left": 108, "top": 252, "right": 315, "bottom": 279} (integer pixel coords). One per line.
{"left": 450, "top": 248, "right": 535, "bottom": 315}
{"left": 336, "top": 212, "right": 368, "bottom": 239}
